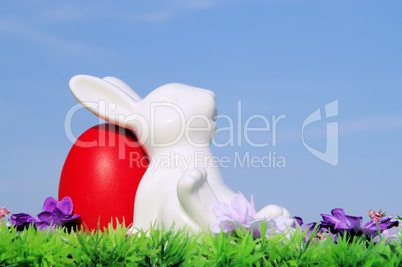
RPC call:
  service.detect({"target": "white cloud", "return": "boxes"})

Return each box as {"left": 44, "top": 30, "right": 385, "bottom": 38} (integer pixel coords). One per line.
{"left": 42, "top": 2, "right": 88, "bottom": 21}
{"left": 179, "top": 0, "right": 225, "bottom": 10}
{"left": 124, "top": 9, "right": 176, "bottom": 23}
{"left": 40, "top": 0, "right": 225, "bottom": 23}
{"left": 339, "top": 115, "right": 402, "bottom": 135}
{"left": 0, "top": 18, "right": 108, "bottom": 56}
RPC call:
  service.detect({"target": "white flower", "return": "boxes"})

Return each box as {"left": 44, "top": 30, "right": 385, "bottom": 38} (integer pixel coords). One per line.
{"left": 373, "top": 226, "right": 401, "bottom": 243}
{"left": 210, "top": 192, "right": 294, "bottom": 238}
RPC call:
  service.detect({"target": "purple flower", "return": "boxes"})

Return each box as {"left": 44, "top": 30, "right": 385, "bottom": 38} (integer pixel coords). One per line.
{"left": 293, "top": 216, "right": 316, "bottom": 233}
{"left": 10, "top": 213, "right": 40, "bottom": 230}
{"left": 362, "top": 216, "right": 399, "bottom": 238}
{"left": 320, "top": 208, "right": 363, "bottom": 236}
{"left": 11, "top": 197, "right": 80, "bottom": 231}
{"left": 293, "top": 216, "right": 317, "bottom": 242}
{"left": 319, "top": 208, "right": 399, "bottom": 241}
{"left": 210, "top": 193, "right": 294, "bottom": 238}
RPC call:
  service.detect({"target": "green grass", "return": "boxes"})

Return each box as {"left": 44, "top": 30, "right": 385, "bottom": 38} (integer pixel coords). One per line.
{"left": 1, "top": 220, "right": 402, "bottom": 266}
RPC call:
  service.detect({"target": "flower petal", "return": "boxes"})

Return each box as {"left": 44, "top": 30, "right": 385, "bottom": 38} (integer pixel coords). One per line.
{"left": 381, "top": 226, "right": 400, "bottom": 242}
{"left": 346, "top": 215, "right": 363, "bottom": 229}
{"left": 56, "top": 197, "right": 74, "bottom": 216}
{"left": 212, "top": 204, "right": 225, "bottom": 218}
{"left": 303, "top": 222, "right": 317, "bottom": 235}
{"left": 36, "top": 221, "right": 50, "bottom": 231}
{"left": 10, "top": 213, "right": 39, "bottom": 226}
{"left": 293, "top": 216, "right": 303, "bottom": 229}
{"left": 57, "top": 214, "right": 81, "bottom": 228}
{"left": 232, "top": 193, "right": 251, "bottom": 222}
{"left": 331, "top": 209, "right": 347, "bottom": 222}
{"left": 42, "top": 197, "right": 58, "bottom": 212}
{"left": 209, "top": 221, "right": 223, "bottom": 234}
{"left": 320, "top": 214, "right": 338, "bottom": 225}
{"left": 249, "top": 195, "right": 257, "bottom": 217}
{"left": 37, "top": 211, "right": 54, "bottom": 224}
{"left": 250, "top": 219, "right": 263, "bottom": 238}
{"left": 264, "top": 219, "right": 278, "bottom": 236}
{"left": 272, "top": 216, "right": 294, "bottom": 232}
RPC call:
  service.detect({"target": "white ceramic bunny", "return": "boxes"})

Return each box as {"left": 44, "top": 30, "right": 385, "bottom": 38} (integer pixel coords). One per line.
{"left": 69, "top": 75, "right": 290, "bottom": 233}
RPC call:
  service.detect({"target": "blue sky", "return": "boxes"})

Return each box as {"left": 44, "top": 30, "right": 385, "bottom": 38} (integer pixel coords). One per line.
{"left": 1, "top": 0, "right": 401, "bottom": 224}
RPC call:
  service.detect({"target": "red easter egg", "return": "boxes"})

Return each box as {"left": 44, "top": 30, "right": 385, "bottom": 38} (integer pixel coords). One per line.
{"left": 59, "top": 123, "right": 148, "bottom": 231}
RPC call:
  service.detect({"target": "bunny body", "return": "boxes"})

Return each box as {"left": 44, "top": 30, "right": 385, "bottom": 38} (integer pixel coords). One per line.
{"left": 69, "top": 75, "right": 290, "bottom": 233}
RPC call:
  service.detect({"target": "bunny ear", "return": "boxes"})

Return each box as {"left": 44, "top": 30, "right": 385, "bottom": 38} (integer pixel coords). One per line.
{"left": 103, "top": 76, "right": 142, "bottom": 101}
{"left": 69, "top": 75, "right": 139, "bottom": 130}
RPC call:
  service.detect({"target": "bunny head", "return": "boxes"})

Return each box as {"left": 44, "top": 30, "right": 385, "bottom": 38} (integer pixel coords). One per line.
{"left": 139, "top": 83, "right": 218, "bottom": 152}
{"left": 69, "top": 75, "right": 218, "bottom": 154}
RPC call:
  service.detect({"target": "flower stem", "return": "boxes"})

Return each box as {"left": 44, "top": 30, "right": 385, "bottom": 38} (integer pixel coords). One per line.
{"left": 376, "top": 222, "right": 382, "bottom": 242}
